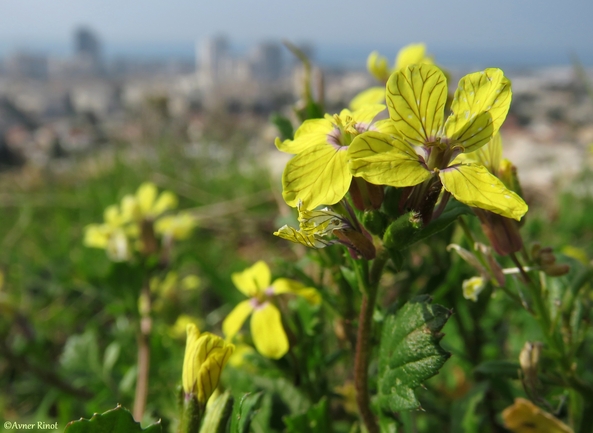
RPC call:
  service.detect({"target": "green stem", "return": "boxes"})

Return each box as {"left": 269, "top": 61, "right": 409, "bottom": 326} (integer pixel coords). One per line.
{"left": 178, "top": 395, "right": 203, "bottom": 433}
{"left": 353, "top": 247, "right": 389, "bottom": 433}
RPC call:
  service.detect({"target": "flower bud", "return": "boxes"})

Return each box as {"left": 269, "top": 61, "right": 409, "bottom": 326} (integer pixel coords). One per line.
{"left": 383, "top": 212, "right": 422, "bottom": 251}
{"left": 473, "top": 208, "right": 523, "bottom": 256}
{"left": 519, "top": 341, "right": 542, "bottom": 397}
{"left": 182, "top": 324, "right": 234, "bottom": 406}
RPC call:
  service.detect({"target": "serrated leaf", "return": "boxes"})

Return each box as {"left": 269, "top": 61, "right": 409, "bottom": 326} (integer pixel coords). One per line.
{"left": 284, "top": 397, "right": 330, "bottom": 433}
{"left": 230, "top": 392, "right": 263, "bottom": 433}
{"left": 378, "top": 295, "right": 451, "bottom": 412}
{"left": 200, "top": 391, "right": 234, "bottom": 433}
{"left": 64, "top": 405, "right": 161, "bottom": 433}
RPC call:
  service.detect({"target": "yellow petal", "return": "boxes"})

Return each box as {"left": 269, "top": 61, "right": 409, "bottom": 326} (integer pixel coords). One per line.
{"left": 395, "top": 43, "right": 432, "bottom": 70}
{"left": 182, "top": 323, "right": 201, "bottom": 394}
{"left": 193, "top": 333, "right": 234, "bottom": 404}
{"left": 282, "top": 143, "right": 350, "bottom": 210}
{"left": 349, "top": 104, "right": 386, "bottom": 126}
{"left": 462, "top": 276, "right": 486, "bottom": 302}
{"left": 136, "top": 182, "right": 158, "bottom": 215}
{"left": 275, "top": 118, "right": 331, "bottom": 154}
{"left": 155, "top": 213, "right": 196, "bottom": 240}
{"left": 444, "top": 69, "right": 511, "bottom": 153}
{"left": 348, "top": 131, "right": 432, "bottom": 187}
{"left": 273, "top": 224, "right": 334, "bottom": 249}
{"left": 439, "top": 163, "right": 528, "bottom": 220}
{"left": 272, "top": 278, "right": 321, "bottom": 305}
{"left": 152, "top": 191, "right": 178, "bottom": 216}
{"left": 250, "top": 303, "right": 289, "bottom": 359}
{"left": 349, "top": 87, "right": 386, "bottom": 111}
{"left": 502, "top": 398, "right": 573, "bottom": 433}
{"left": 103, "top": 205, "right": 121, "bottom": 226}
{"left": 222, "top": 300, "right": 254, "bottom": 340}
{"left": 181, "top": 275, "right": 201, "bottom": 290}
{"left": 386, "top": 64, "right": 447, "bottom": 146}
{"left": 83, "top": 224, "right": 110, "bottom": 249}
{"left": 367, "top": 51, "right": 391, "bottom": 82}
{"left": 120, "top": 195, "right": 139, "bottom": 221}
{"left": 231, "top": 261, "right": 271, "bottom": 297}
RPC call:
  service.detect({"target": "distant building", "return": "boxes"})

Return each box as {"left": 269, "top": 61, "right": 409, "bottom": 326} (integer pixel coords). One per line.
{"left": 72, "top": 27, "right": 102, "bottom": 76}
{"left": 250, "top": 42, "right": 283, "bottom": 83}
{"left": 5, "top": 52, "right": 48, "bottom": 80}
{"left": 197, "top": 35, "right": 231, "bottom": 86}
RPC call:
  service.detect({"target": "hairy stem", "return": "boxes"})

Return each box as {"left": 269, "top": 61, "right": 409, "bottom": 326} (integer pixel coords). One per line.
{"left": 133, "top": 285, "right": 152, "bottom": 422}
{"left": 354, "top": 247, "right": 388, "bottom": 433}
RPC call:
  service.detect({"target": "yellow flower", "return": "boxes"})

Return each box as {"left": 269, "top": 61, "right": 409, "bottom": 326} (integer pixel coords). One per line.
{"left": 83, "top": 205, "right": 131, "bottom": 262}
{"left": 502, "top": 398, "right": 573, "bottom": 433}
{"left": 350, "top": 43, "right": 433, "bottom": 110}
{"left": 274, "top": 203, "right": 349, "bottom": 249}
{"left": 123, "top": 182, "right": 179, "bottom": 222}
{"left": 349, "top": 64, "right": 528, "bottom": 221}
{"left": 276, "top": 105, "right": 394, "bottom": 210}
{"left": 182, "top": 324, "right": 234, "bottom": 405}
{"left": 222, "top": 261, "right": 320, "bottom": 359}
{"left": 462, "top": 276, "right": 486, "bottom": 302}
{"left": 154, "top": 212, "right": 196, "bottom": 240}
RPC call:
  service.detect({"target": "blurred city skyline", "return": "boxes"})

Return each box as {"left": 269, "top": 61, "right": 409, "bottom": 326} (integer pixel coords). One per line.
{"left": 0, "top": 0, "right": 592, "bottom": 68}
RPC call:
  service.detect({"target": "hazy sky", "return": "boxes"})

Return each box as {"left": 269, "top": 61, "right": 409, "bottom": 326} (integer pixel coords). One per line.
{"left": 0, "top": 0, "right": 591, "bottom": 61}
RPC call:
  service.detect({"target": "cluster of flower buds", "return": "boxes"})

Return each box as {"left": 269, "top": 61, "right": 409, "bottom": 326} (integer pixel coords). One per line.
{"left": 531, "top": 244, "right": 570, "bottom": 277}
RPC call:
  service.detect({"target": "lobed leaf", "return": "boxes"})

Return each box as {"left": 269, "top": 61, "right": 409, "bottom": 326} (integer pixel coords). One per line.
{"left": 64, "top": 405, "right": 161, "bottom": 433}
{"left": 378, "top": 295, "right": 451, "bottom": 412}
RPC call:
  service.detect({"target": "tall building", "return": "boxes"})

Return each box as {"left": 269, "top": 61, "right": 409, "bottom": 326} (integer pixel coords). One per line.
{"left": 73, "top": 27, "right": 102, "bottom": 75}
{"left": 197, "top": 35, "right": 231, "bottom": 86}
{"left": 250, "top": 42, "right": 283, "bottom": 83}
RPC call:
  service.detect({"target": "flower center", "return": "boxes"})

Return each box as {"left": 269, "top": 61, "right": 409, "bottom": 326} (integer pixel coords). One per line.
{"left": 327, "top": 115, "right": 370, "bottom": 149}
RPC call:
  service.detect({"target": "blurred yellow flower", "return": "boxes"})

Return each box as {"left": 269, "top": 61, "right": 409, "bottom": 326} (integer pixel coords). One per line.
{"left": 502, "top": 398, "right": 573, "bottom": 433}
{"left": 154, "top": 212, "right": 197, "bottom": 240}
{"left": 222, "top": 261, "right": 320, "bottom": 359}
{"left": 350, "top": 43, "right": 433, "bottom": 110}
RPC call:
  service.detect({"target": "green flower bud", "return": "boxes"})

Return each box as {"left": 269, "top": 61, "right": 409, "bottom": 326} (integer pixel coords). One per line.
{"left": 383, "top": 212, "right": 423, "bottom": 251}
{"left": 361, "top": 210, "right": 388, "bottom": 236}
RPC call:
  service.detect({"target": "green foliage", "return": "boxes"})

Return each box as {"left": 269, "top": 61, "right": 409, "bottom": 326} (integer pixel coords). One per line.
{"left": 378, "top": 295, "right": 451, "bottom": 412}
{"left": 284, "top": 397, "right": 330, "bottom": 433}
{"left": 64, "top": 405, "right": 161, "bottom": 432}
{"left": 229, "top": 392, "right": 263, "bottom": 433}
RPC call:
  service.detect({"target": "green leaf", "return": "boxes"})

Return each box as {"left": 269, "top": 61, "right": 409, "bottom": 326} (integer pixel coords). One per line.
{"left": 284, "top": 397, "right": 330, "bottom": 433}
{"left": 409, "top": 199, "right": 473, "bottom": 245}
{"left": 270, "top": 113, "right": 294, "bottom": 141}
{"left": 450, "top": 382, "right": 488, "bottom": 433}
{"left": 200, "top": 391, "right": 234, "bottom": 433}
{"left": 103, "top": 342, "right": 121, "bottom": 376}
{"left": 230, "top": 392, "right": 263, "bottom": 433}
{"left": 64, "top": 405, "right": 161, "bottom": 433}
{"left": 378, "top": 295, "right": 451, "bottom": 412}
{"left": 474, "top": 360, "right": 520, "bottom": 379}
